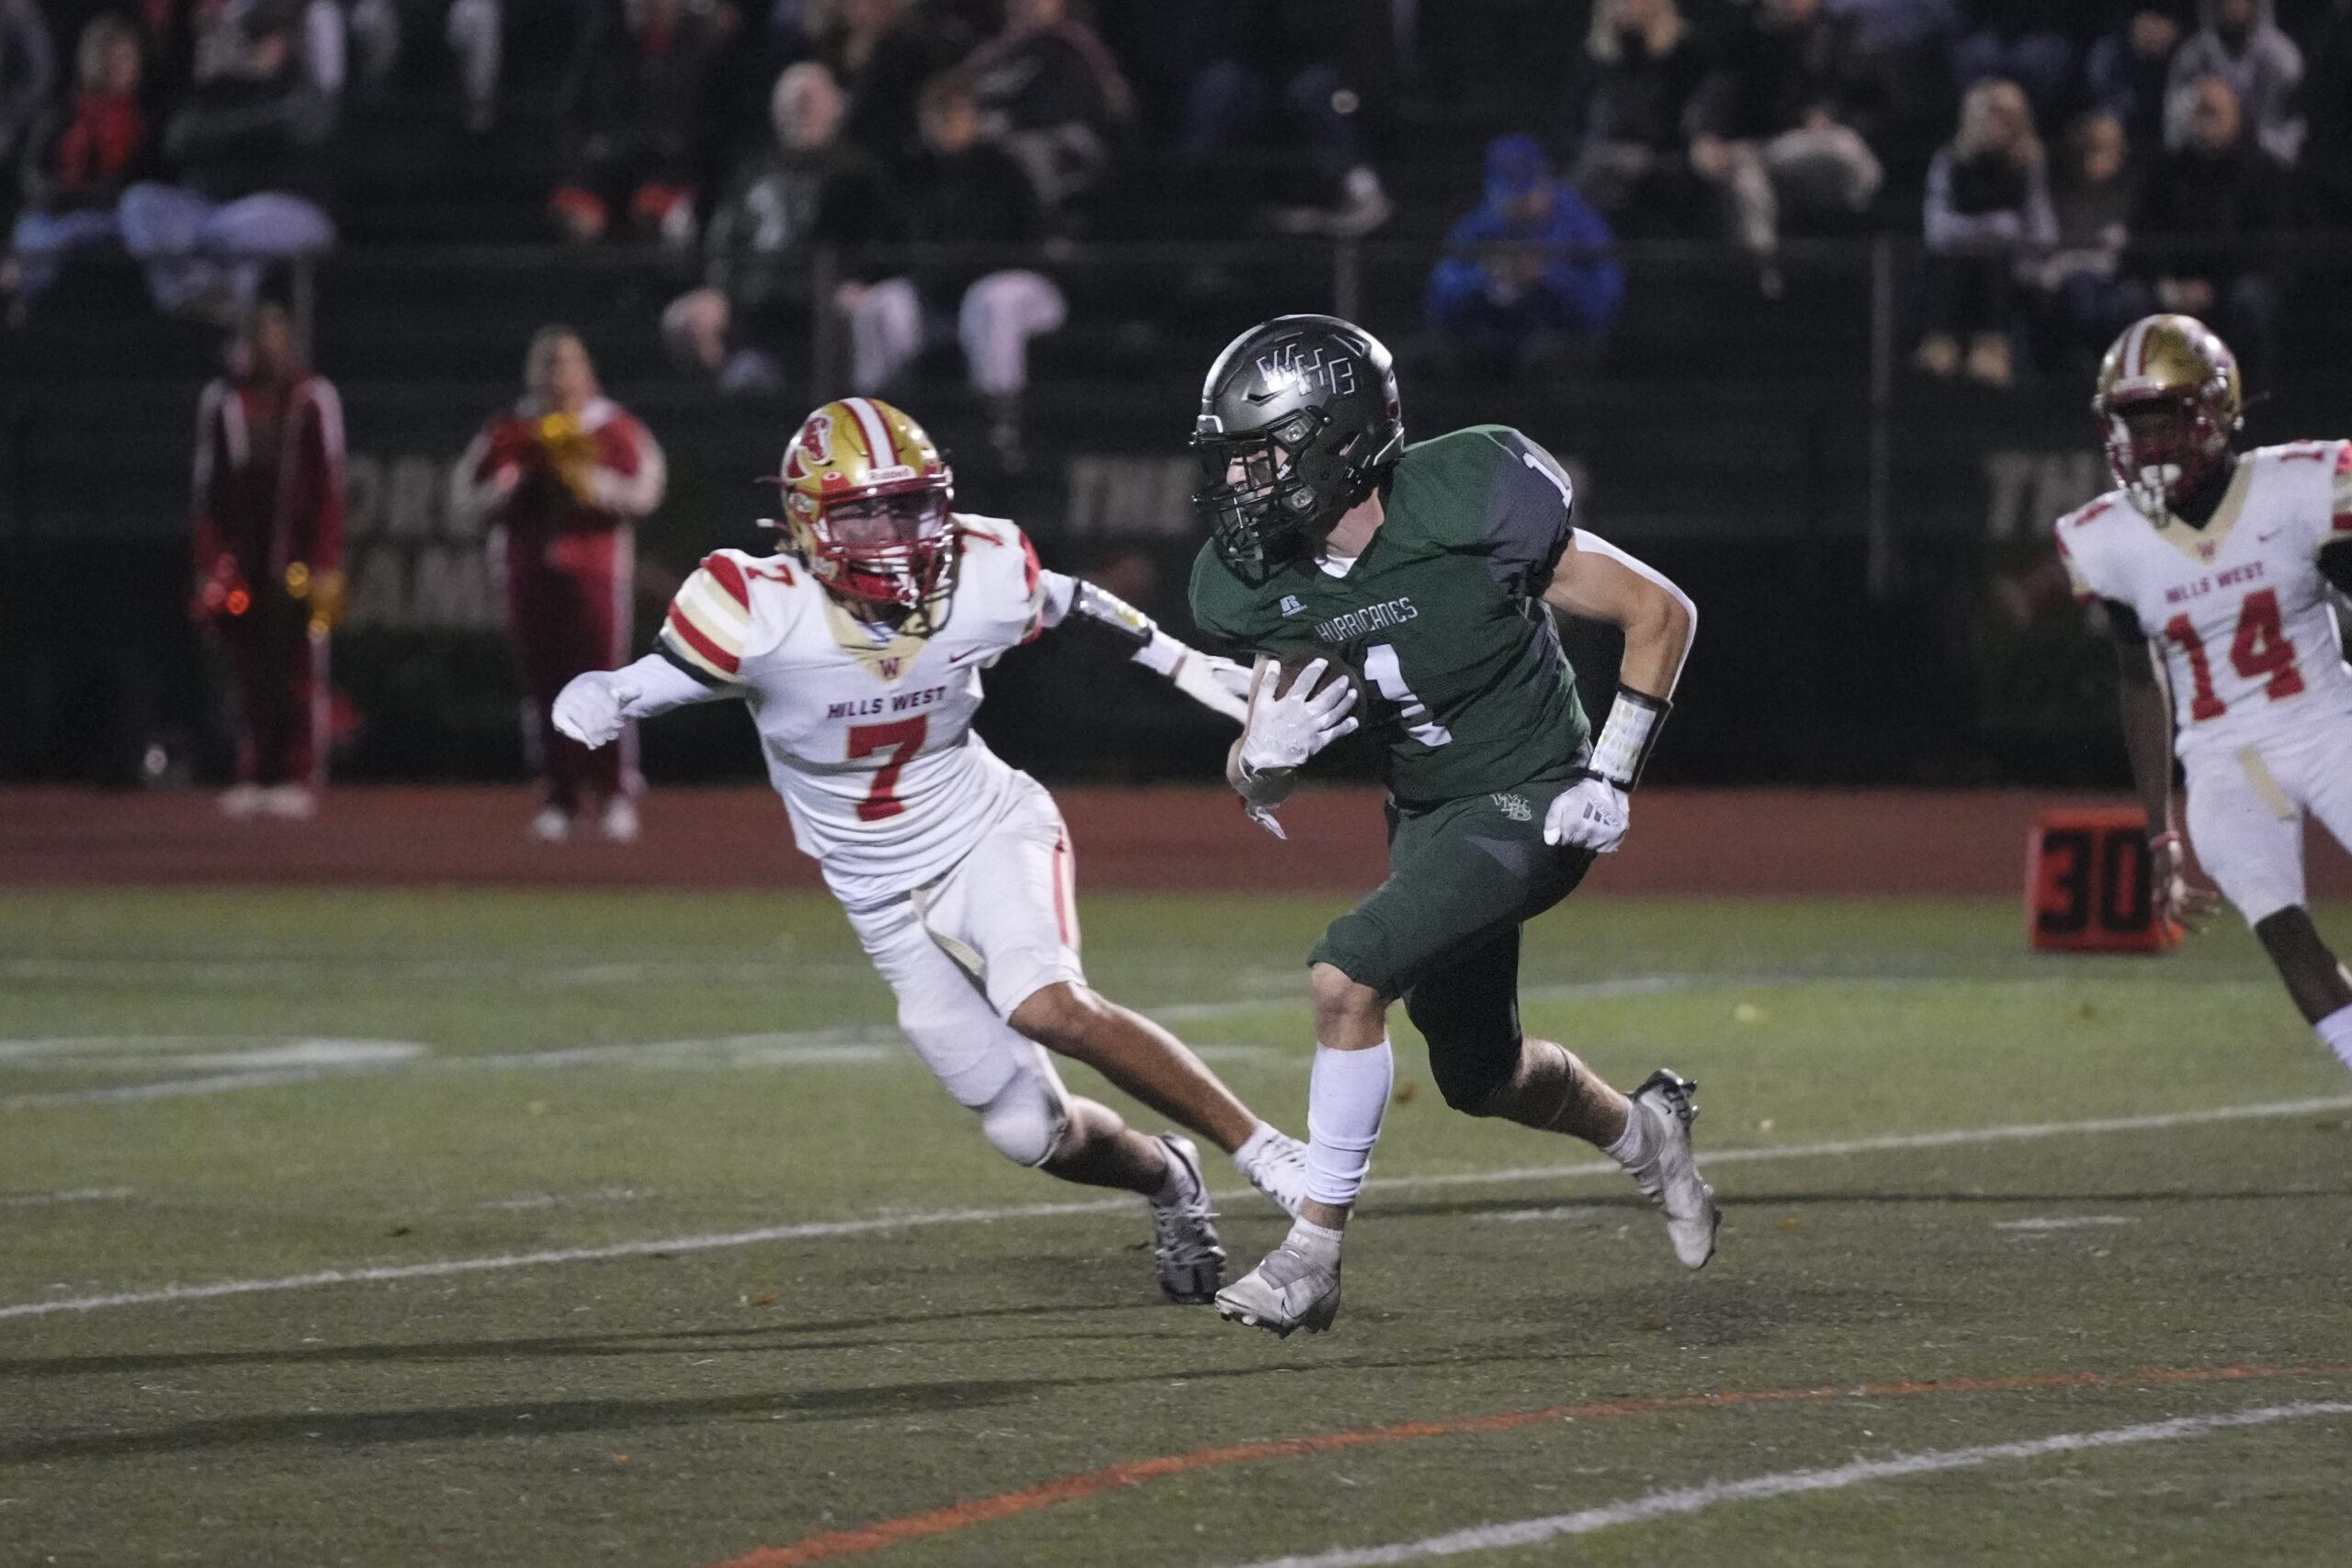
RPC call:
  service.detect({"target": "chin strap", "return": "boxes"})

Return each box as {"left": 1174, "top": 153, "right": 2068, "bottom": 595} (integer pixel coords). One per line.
{"left": 1583, "top": 686, "right": 1671, "bottom": 790}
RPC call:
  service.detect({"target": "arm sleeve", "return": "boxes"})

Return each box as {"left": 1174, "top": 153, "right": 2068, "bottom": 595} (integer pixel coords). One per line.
{"left": 590, "top": 416, "right": 667, "bottom": 519}
{"left": 1480, "top": 430, "right": 1577, "bottom": 596}
{"left": 656, "top": 553, "right": 758, "bottom": 683}
{"left": 619, "top": 650, "right": 730, "bottom": 715}
{"left": 2102, "top": 597, "right": 2145, "bottom": 642}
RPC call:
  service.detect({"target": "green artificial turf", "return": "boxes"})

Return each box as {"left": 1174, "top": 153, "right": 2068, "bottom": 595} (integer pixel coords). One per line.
{"left": 2, "top": 889, "right": 2347, "bottom": 1566}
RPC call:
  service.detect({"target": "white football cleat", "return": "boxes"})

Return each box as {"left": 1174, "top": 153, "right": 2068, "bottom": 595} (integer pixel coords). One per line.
{"left": 1625, "top": 1069, "right": 1719, "bottom": 1269}
{"left": 218, "top": 784, "right": 264, "bottom": 818}
{"left": 1233, "top": 1128, "right": 1310, "bottom": 1217}
{"left": 599, "top": 795, "right": 641, "bottom": 843}
{"left": 1216, "top": 1236, "right": 1341, "bottom": 1337}
{"left": 1148, "top": 1134, "right": 1226, "bottom": 1304}
{"left": 527, "top": 806, "right": 571, "bottom": 843}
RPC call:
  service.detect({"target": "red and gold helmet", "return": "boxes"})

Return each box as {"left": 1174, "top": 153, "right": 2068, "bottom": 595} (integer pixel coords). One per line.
{"left": 2092, "top": 314, "right": 2243, "bottom": 516}
{"left": 773, "top": 398, "right": 954, "bottom": 613}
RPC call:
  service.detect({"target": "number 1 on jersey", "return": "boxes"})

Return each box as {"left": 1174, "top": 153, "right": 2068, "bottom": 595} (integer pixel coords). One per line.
{"left": 848, "top": 716, "right": 927, "bottom": 821}
{"left": 1363, "top": 644, "right": 1453, "bottom": 747}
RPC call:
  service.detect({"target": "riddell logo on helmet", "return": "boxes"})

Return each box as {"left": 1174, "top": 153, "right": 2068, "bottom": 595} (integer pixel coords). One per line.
{"left": 1256, "top": 344, "right": 1357, "bottom": 399}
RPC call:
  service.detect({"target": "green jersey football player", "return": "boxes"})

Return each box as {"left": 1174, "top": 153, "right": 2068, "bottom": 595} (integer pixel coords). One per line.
{"left": 1185, "top": 314, "right": 1718, "bottom": 1337}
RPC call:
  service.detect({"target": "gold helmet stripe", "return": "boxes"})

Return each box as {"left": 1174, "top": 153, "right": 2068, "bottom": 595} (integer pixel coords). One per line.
{"left": 840, "top": 396, "right": 900, "bottom": 473}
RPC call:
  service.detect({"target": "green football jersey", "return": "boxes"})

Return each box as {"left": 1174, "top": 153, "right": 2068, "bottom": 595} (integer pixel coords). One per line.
{"left": 1188, "top": 424, "right": 1590, "bottom": 805}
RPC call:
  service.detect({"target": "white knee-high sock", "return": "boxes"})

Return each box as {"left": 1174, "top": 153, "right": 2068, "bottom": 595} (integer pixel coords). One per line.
{"left": 1304, "top": 1039, "right": 1393, "bottom": 1211}
{"left": 2316, "top": 1004, "right": 2352, "bottom": 1072}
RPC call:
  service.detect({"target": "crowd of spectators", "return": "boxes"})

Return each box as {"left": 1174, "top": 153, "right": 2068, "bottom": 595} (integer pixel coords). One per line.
{"left": 2, "top": 2, "right": 2350, "bottom": 397}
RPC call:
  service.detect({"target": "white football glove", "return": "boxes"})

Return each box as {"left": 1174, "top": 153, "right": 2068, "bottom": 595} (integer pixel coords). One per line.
{"left": 1171, "top": 649, "right": 1253, "bottom": 724}
{"left": 552, "top": 669, "right": 640, "bottom": 750}
{"left": 1238, "top": 660, "right": 1360, "bottom": 774}
{"left": 1544, "top": 773, "right": 1629, "bottom": 853}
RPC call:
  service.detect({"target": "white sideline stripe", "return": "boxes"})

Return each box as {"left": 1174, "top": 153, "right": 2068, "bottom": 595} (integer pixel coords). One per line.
{"left": 1221, "top": 1403, "right": 2352, "bottom": 1568}
{"left": 0, "top": 1188, "right": 132, "bottom": 1209}
{"left": 6, "top": 1093, "right": 2348, "bottom": 1322}
{"left": 1357, "top": 1093, "right": 2352, "bottom": 1193}
{"left": 0, "top": 1198, "right": 1137, "bottom": 1321}
{"left": 1992, "top": 1215, "right": 2139, "bottom": 1231}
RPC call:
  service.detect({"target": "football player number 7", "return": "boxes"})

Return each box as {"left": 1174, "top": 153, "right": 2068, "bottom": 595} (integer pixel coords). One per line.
{"left": 848, "top": 717, "right": 927, "bottom": 821}
{"left": 2161, "top": 588, "right": 2305, "bottom": 722}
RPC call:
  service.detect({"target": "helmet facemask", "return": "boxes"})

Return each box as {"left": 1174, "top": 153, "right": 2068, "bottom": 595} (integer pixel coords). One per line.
{"left": 2098, "top": 391, "right": 2230, "bottom": 518}
{"left": 790, "top": 480, "right": 955, "bottom": 621}
{"left": 1191, "top": 409, "right": 1337, "bottom": 581}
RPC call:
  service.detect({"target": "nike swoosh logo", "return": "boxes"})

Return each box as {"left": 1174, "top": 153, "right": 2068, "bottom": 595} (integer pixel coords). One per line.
{"left": 2256, "top": 528, "right": 2286, "bottom": 541}
{"left": 947, "top": 649, "right": 988, "bottom": 666}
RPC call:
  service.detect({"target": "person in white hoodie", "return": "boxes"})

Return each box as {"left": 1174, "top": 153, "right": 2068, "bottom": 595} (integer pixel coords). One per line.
{"left": 2167, "top": 0, "right": 2305, "bottom": 163}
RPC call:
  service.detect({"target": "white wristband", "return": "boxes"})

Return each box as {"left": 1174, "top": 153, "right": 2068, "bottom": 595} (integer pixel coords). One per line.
{"left": 1587, "top": 687, "right": 1670, "bottom": 790}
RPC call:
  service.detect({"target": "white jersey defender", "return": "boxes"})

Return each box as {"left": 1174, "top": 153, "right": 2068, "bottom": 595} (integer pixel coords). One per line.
{"left": 2063, "top": 314, "right": 2352, "bottom": 1081}
{"left": 2059, "top": 440, "right": 2352, "bottom": 763}
{"left": 553, "top": 396, "right": 1308, "bottom": 1305}
{"left": 659, "top": 513, "right": 1050, "bottom": 910}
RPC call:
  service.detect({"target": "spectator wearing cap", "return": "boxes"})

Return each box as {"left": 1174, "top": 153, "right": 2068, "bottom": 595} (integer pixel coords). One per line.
{"left": 1178, "top": 0, "right": 1393, "bottom": 239}
{"left": 661, "top": 60, "right": 897, "bottom": 393}
{"left": 2119, "top": 72, "right": 2290, "bottom": 381}
{"left": 2166, "top": 0, "right": 2302, "bottom": 164}
{"left": 1915, "top": 77, "right": 2053, "bottom": 389}
{"left": 2087, "top": 5, "right": 2194, "bottom": 162}
{"left": 816, "top": 0, "right": 951, "bottom": 175}
{"left": 835, "top": 72, "right": 1065, "bottom": 468}
{"left": 1421, "top": 133, "right": 1623, "bottom": 379}
{"left": 1688, "top": 0, "right": 1885, "bottom": 297}
{"left": 6, "top": 13, "right": 150, "bottom": 316}
{"left": 115, "top": 0, "right": 340, "bottom": 321}
{"left": 1561, "top": 0, "right": 1710, "bottom": 238}
{"left": 964, "top": 0, "right": 1132, "bottom": 217}
{"left": 549, "top": 0, "right": 731, "bottom": 245}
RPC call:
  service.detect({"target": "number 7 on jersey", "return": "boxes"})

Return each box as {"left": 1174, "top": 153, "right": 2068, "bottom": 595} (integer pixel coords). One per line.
{"left": 848, "top": 716, "right": 927, "bottom": 821}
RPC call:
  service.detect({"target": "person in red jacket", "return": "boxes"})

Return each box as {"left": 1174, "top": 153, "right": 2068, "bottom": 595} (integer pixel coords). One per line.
{"left": 191, "top": 299, "right": 346, "bottom": 818}
{"left": 452, "top": 326, "right": 667, "bottom": 841}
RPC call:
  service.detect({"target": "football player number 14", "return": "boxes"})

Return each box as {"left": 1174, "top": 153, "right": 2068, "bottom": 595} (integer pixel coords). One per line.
{"left": 2161, "top": 588, "right": 2305, "bottom": 722}
{"left": 849, "top": 716, "right": 927, "bottom": 821}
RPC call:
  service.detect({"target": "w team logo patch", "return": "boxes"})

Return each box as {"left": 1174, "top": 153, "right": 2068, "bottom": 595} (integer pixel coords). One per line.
{"left": 1491, "top": 793, "right": 1532, "bottom": 822}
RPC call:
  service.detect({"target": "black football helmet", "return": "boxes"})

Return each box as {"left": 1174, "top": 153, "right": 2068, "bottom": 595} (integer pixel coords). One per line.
{"left": 1192, "top": 315, "right": 1404, "bottom": 581}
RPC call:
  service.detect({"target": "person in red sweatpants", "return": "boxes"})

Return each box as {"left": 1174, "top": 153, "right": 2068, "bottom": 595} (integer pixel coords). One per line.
{"left": 453, "top": 326, "right": 667, "bottom": 840}
{"left": 191, "top": 301, "right": 345, "bottom": 818}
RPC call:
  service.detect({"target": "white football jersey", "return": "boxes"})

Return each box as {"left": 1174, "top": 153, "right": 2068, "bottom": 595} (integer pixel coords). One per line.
{"left": 658, "top": 513, "right": 1048, "bottom": 907}
{"left": 2058, "top": 441, "right": 2352, "bottom": 761}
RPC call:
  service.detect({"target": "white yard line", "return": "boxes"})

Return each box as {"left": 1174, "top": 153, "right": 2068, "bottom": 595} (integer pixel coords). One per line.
{"left": 0, "top": 1188, "right": 132, "bottom": 1209}
{"left": 1220, "top": 1403, "right": 2352, "bottom": 1568}
{"left": 5, "top": 1092, "right": 2348, "bottom": 1323}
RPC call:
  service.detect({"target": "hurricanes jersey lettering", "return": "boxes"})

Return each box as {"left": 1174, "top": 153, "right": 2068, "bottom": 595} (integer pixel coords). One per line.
{"left": 1189, "top": 424, "right": 1589, "bottom": 803}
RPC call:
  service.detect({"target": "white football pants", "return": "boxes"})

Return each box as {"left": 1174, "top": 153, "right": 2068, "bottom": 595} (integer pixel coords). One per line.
{"left": 842, "top": 775, "right": 1087, "bottom": 1166}
{"left": 2183, "top": 719, "right": 2352, "bottom": 926}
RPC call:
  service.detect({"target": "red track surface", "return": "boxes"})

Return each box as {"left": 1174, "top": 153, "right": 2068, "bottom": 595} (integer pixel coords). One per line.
{"left": 6, "top": 784, "right": 2348, "bottom": 896}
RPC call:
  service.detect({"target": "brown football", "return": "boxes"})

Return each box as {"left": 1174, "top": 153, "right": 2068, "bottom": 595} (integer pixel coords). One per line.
{"left": 1265, "top": 645, "right": 1370, "bottom": 708}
